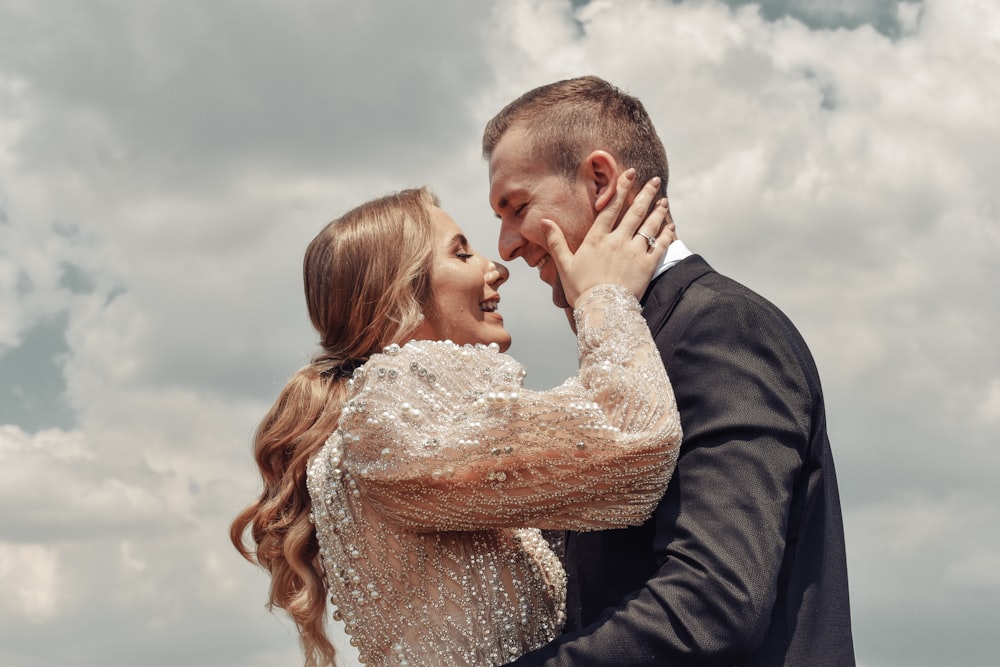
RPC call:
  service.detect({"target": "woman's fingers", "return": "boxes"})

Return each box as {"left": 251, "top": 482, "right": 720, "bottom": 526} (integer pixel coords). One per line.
{"left": 541, "top": 170, "right": 674, "bottom": 307}
{"left": 634, "top": 199, "right": 673, "bottom": 262}
{"left": 593, "top": 169, "right": 636, "bottom": 233}
{"left": 615, "top": 176, "right": 662, "bottom": 237}
{"left": 635, "top": 198, "right": 671, "bottom": 246}
{"left": 539, "top": 217, "right": 573, "bottom": 274}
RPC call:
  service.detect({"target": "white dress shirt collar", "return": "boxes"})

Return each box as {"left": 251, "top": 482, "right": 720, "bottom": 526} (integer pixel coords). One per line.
{"left": 651, "top": 238, "right": 693, "bottom": 280}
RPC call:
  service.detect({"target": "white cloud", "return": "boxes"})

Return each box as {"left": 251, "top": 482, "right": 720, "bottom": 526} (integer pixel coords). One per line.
{"left": 0, "top": 542, "right": 59, "bottom": 623}
{"left": 975, "top": 378, "right": 1000, "bottom": 424}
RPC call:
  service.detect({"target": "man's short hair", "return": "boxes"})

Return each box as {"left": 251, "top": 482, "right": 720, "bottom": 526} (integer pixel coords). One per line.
{"left": 482, "top": 75, "right": 669, "bottom": 196}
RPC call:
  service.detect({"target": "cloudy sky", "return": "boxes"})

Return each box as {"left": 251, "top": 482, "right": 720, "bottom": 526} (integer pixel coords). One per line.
{"left": 0, "top": 0, "right": 997, "bottom": 665}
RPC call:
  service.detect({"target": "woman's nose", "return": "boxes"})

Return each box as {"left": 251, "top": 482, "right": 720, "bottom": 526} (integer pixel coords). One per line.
{"left": 485, "top": 261, "right": 509, "bottom": 288}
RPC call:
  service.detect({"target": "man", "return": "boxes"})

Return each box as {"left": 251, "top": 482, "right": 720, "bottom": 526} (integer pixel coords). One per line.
{"left": 485, "top": 76, "right": 854, "bottom": 666}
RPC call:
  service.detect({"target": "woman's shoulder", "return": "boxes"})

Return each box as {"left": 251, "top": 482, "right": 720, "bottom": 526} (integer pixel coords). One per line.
{"left": 349, "top": 340, "right": 526, "bottom": 397}
{"left": 335, "top": 341, "right": 529, "bottom": 461}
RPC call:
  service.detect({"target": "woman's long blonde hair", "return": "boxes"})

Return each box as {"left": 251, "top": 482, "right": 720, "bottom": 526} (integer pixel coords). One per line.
{"left": 231, "top": 188, "right": 437, "bottom": 666}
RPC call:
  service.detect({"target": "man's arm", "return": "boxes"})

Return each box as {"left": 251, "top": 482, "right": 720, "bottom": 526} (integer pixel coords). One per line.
{"left": 508, "top": 288, "right": 812, "bottom": 665}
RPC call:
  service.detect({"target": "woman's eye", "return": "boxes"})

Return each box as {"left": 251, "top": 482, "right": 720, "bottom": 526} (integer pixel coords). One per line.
{"left": 456, "top": 252, "right": 474, "bottom": 260}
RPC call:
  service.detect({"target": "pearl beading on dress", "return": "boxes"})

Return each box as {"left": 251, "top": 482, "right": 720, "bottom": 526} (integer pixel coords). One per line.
{"left": 306, "top": 285, "right": 682, "bottom": 665}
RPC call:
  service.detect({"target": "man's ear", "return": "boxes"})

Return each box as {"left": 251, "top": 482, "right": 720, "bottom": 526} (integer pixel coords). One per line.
{"left": 579, "top": 150, "right": 621, "bottom": 212}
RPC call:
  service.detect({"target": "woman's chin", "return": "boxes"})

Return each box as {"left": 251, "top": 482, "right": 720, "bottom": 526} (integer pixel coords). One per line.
{"left": 480, "top": 332, "right": 512, "bottom": 353}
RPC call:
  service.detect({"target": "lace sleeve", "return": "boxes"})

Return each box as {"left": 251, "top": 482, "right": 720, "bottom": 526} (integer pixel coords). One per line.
{"left": 339, "top": 284, "right": 681, "bottom": 532}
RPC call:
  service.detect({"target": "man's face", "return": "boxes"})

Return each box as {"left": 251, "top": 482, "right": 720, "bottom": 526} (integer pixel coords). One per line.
{"left": 488, "top": 126, "right": 595, "bottom": 309}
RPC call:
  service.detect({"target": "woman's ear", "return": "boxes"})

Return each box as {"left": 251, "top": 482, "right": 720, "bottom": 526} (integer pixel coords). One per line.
{"left": 580, "top": 150, "right": 622, "bottom": 212}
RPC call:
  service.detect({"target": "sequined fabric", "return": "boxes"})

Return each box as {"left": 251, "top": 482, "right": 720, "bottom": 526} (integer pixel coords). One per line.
{"left": 307, "top": 285, "right": 682, "bottom": 666}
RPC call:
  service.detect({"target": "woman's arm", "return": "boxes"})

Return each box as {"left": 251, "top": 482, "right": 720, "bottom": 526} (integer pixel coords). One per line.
{"left": 339, "top": 173, "right": 682, "bottom": 531}
{"left": 343, "top": 284, "right": 680, "bottom": 532}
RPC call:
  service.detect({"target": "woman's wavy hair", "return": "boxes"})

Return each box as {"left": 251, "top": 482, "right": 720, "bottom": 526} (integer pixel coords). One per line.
{"left": 231, "top": 187, "right": 438, "bottom": 666}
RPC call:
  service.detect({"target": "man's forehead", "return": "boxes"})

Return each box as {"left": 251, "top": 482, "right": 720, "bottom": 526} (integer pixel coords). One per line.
{"left": 487, "top": 133, "right": 517, "bottom": 175}
{"left": 487, "top": 151, "right": 517, "bottom": 210}
{"left": 488, "top": 130, "right": 536, "bottom": 205}
{"left": 489, "top": 125, "right": 533, "bottom": 169}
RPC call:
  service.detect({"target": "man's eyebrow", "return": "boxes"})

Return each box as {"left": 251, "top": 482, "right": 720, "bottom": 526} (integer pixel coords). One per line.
{"left": 492, "top": 195, "right": 508, "bottom": 219}
{"left": 493, "top": 185, "right": 529, "bottom": 218}
{"left": 493, "top": 192, "right": 519, "bottom": 218}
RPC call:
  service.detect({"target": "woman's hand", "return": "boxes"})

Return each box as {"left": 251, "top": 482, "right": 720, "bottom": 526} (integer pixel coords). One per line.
{"left": 540, "top": 169, "right": 675, "bottom": 308}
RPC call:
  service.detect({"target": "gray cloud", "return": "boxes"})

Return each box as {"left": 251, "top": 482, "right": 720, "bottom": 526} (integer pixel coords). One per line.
{"left": 656, "top": 0, "right": 923, "bottom": 35}
{"left": 0, "top": 1, "right": 494, "bottom": 185}
{"left": 0, "top": 313, "right": 74, "bottom": 431}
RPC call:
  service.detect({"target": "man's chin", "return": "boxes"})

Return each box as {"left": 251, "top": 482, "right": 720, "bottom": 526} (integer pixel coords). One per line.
{"left": 549, "top": 288, "right": 571, "bottom": 310}
{"left": 536, "top": 267, "right": 567, "bottom": 309}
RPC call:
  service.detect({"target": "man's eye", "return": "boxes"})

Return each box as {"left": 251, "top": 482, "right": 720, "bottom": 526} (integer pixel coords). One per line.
{"left": 514, "top": 204, "right": 527, "bottom": 217}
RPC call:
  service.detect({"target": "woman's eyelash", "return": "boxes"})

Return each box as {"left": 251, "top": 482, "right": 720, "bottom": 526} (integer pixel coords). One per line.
{"left": 456, "top": 252, "right": 474, "bottom": 259}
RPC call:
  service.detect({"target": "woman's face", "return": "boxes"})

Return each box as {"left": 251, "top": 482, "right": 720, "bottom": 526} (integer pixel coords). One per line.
{"left": 409, "top": 206, "right": 511, "bottom": 352}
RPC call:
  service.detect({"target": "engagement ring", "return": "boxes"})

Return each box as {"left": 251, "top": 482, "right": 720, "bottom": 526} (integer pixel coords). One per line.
{"left": 636, "top": 232, "right": 656, "bottom": 248}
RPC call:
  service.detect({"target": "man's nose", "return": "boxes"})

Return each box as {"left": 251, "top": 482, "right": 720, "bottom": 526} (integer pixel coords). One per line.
{"left": 497, "top": 220, "right": 524, "bottom": 262}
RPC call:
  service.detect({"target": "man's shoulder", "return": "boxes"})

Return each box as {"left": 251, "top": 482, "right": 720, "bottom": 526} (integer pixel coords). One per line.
{"left": 654, "top": 255, "right": 790, "bottom": 318}
{"left": 646, "top": 254, "right": 809, "bottom": 354}
{"left": 644, "top": 254, "right": 758, "bottom": 320}
{"left": 648, "top": 254, "right": 751, "bottom": 299}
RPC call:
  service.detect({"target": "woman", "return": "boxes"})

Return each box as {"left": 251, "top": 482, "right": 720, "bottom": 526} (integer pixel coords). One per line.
{"left": 232, "top": 170, "right": 681, "bottom": 666}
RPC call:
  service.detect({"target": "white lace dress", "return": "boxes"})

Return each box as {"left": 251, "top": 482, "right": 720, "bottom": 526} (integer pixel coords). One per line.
{"left": 307, "top": 285, "right": 682, "bottom": 666}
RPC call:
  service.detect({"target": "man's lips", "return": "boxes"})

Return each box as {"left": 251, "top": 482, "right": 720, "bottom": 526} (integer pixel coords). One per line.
{"left": 532, "top": 254, "right": 551, "bottom": 280}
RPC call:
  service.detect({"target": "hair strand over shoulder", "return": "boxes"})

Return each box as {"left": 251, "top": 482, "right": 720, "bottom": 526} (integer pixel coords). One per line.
{"left": 231, "top": 188, "right": 439, "bottom": 666}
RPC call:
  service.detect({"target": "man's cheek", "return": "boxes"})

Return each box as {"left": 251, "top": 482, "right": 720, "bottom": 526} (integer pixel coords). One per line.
{"left": 528, "top": 217, "right": 553, "bottom": 249}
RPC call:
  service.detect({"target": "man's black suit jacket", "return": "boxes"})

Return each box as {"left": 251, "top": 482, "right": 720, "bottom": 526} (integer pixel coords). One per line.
{"left": 509, "top": 255, "right": 854, "bottom": 666}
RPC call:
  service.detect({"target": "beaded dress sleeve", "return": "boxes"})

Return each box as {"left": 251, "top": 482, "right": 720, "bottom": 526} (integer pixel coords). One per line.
{"left": 338, "top": 284, "right": 681, "bottom": 532}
